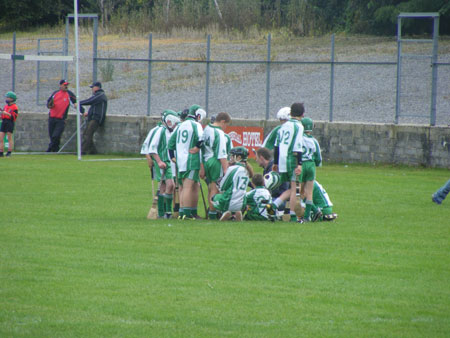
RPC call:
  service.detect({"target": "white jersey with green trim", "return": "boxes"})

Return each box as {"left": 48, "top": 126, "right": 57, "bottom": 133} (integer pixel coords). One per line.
{"left": 168, "top": 118, "right": 204, "bottom": 172}
{"left": 224, "top": 133, "right": 233, "bottom": 154}
{"left": 140, "top": 124, "right": 162, "bottom": 155}
{"left": 314, "top": 181, "right": 333, "bottom": 207}
{"left": 274, "top": 118, "right": 304, "bottom": 172}
{"left": 219, "top": 163, "right": 249, "bottom": 211}
{"left": 261, "top": 125, "right": 281, "bottom": 150}
{"left": 202, "top": 124, "right": 228, "bottom": 162}
{"left": 246, "top": 186, "right": 272, "bottom": 219}
{"left": 302, "top": 134, "right": 322, "bottom": 166}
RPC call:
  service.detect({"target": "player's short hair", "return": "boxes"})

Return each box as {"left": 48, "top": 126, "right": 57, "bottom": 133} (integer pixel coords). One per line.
{"left": 256, "top": 147, "right": 272, "bottom": 161}
{"left": 290, "top": 102, "right": 305, "bottom": 117}
{"left": 252, "top": 173, "right": 264, "bottom": 187}
{"left": 215, "top": 112, "right": 231, "bottom": 123}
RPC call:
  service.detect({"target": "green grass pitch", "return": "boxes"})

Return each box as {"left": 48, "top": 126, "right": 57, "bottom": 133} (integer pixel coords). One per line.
{"left": 1, "top": 155, "right": 449, "bottom": 337}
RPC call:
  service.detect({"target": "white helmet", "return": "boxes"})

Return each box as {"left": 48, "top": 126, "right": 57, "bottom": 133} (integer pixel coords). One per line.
{"left": 196, "top": 108, "right": 207, "bottom": 122}
{"left": 276, "top": 107, "right": 291, "bottom": 121}
{"left": 163, "top": 112, "right": 180, "bottom": 130}
{"left": 264, "top": 171, "right": 281, "bottom": 191}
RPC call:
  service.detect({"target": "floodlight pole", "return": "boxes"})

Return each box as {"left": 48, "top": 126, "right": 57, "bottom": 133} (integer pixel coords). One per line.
{"left": 74, "top": 0, "right": 82, "bottom": 160}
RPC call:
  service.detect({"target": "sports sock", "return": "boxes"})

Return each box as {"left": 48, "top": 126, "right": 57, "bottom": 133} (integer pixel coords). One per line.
{"left": 304, "top": 200, "right": 313, "bottom": 220}
{"left": 164, "top": 194, "right": 173, "bottom": 213}
{"left": 184, "top": 208, "right": 192, "bottom": 218}
{"left": 290, "top": 212, "right": 297, "bottom": 222}
{"left": 208, "top": 211, "right": 218, "bottom": 219}
{"left": 192, "top": 208, "right": 198, "bottom": 217}
{"left": 157, "top": 192, "right": 165, "bottom": 218}
{"left": 273, "top": 198, "right": 283, "bottom": 209}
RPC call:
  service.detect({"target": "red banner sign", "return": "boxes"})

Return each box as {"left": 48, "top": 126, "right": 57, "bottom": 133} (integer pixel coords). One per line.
{"left": 224, "top": 126, "right": 264, "bottom": 159}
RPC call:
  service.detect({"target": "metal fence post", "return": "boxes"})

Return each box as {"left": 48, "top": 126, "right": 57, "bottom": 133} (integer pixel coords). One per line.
{"left": 430, "top": 16, "right": 439, "bottom": 126}
{"left": 395, "top": 17, "right": 402, "bottom": 125}
{"left": 265, "top": 33, "right": 271, "bottom": 121}
{"left": 205, "top": 34, "right": 211, "bottom": 114}
{"left": 37, "top": 39, "right": 41, "bottom": 105}
{"left": 12, "top": 32, "right": 16, "bottom": 92}
{"left": 329, "top": 34, "right": 335, "bottom": 122}
{"left": 64, "top": 17, "right": 69, "bottom": 80}
{"left": 147, "top": 33, "right": 152, "bottom": 116}
{"left": 93, "top": 16, "right": 98, "bottom": 82}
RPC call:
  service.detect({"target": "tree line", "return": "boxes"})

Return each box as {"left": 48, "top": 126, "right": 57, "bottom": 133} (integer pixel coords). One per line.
{"left": 1, "top": 0, "right": 449, "bottom": 36}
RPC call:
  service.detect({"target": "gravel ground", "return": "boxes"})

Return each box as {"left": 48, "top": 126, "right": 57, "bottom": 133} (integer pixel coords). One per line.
{"left": 1, "top": 34, "right": 449, "bottom": 126}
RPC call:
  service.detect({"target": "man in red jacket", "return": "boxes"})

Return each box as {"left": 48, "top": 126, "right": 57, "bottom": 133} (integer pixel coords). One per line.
{"left": 46, "top": 79, "right": 77, "bottom": 152}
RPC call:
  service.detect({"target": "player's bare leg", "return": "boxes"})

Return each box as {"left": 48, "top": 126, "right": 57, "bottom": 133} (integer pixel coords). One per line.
{"left": 208, "top": 182, "right": 219, "bottom": 219}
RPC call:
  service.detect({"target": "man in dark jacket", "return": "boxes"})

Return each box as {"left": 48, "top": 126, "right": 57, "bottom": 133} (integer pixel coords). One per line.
{"left": 80, "top": 82, "right": 108, "bottom": 154}
{"left": 46, "top": 79, "right": 77, "bottom": 152}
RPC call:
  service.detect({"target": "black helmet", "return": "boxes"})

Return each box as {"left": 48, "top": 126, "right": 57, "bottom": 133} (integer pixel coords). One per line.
{"left": 229, "top": 146, "right": 248, "bottom": 162}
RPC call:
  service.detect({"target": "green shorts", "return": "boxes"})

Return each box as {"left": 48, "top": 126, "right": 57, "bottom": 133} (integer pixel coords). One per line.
{"left": 204, "top": 157, "right": 222, "bottom": 183}
{"left": 212, "top": 192, "right": 246, "bottom": 213}
{"left": 279, "top": 171, "right": 298, "bottom": 183}
{"left": 153, "top": 161, "right": 173, "bottom": 182}
{"left": 178, "top": 170, "right": 200, "bottom": 185}
{"left": 279, "top": 156, "right": 299, "bottom": 183}
{"left": 299, "top": 161, "right": 316, "bottom": 183}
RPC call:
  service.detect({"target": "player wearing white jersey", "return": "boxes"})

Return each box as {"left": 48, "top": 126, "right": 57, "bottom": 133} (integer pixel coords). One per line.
{"left": 261, "top": 106, "right": 290, "bottom": 150}
{"left": 168, "top": 105, "right": 204, "bottom": 219}
{"left": 141, "top": 120, "right": 166, "bottom": 217}
{"left": 201, "top": 112, "right": 231, "bottom": 219}
{"left": 272, "top": 103, "right": 305, "bottom": 222}
{"left": 299, "top": 117, "right": 322, "bottom": 222}
{"left": 212, "top": 147, "right": 250, "bottom": 221}
{"left": 149, "top": 110, "right": 180, "bottom": 218}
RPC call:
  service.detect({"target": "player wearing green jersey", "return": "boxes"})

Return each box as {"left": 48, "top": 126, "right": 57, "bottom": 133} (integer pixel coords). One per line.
{"left": 168, "top": 105, "right": 204, "bottom": 219}
{"left": 212, "top": 147, "right": 250, "bottom": 221}
{"left": 272, "top": 103, "right": 305, "bottom": 222}
{"left": 245, "top": 174, "right": 274, "bottom": 221}
{"left": 299, "top": 117, "right": 322, "bottom": 222}
{"left": 149, "top": 110, "right": 180, "bottom": 218}
{"left": 201, "top": 112, "right": 231, "bottom": 219}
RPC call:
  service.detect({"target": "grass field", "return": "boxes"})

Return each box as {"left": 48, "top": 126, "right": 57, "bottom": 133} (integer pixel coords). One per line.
{"left": 1, "top": 155, "right": 449, "bottom": 337}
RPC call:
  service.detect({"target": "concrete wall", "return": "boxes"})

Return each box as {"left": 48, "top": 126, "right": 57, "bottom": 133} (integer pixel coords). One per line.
{"left": 15, "top": 113, "right": 450, "bottom": 168}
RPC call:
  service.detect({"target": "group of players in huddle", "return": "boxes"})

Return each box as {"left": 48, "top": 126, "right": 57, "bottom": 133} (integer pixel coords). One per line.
{"left": 141, "top": 102, "right": 337, "bottom": 223}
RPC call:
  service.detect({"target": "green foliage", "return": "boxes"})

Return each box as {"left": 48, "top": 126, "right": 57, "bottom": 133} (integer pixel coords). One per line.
{"left": 0, "top": 156, "right": 449, "bottom": 336}
{"left": 1, "top": 0, "right": 449, "bottom": 35}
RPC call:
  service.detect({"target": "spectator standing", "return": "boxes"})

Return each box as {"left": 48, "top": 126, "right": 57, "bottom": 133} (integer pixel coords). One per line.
{"left": 79, "top": 82, "right": 107, "bottom": 155}
{"left": 46, "top": 79, "right": 77, "bottom": 152}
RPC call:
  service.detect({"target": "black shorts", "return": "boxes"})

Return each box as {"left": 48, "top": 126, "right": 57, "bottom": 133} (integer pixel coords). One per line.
{"left": 0, "top": 119, "right": 14, "bottom": 133}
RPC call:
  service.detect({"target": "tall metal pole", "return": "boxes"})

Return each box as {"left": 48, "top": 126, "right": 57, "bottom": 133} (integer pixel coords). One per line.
{"left": 265, "top": 33, "right": 271, "bottom": 121}
{"left": 12, "top": 32, "right": 16, "bottom": 92}
{"left": 205, "top": 34, "right": 211, "bottom": 114}
{"left": 64, "top": 17, "right": 69, "bottom": 80}
{"left": 74, "top": 0, "right": 82, "bottom": 160}
{"left": 329, "top": 34, "right": 335, "bottom": 122}
{"left": 37, "top": 39, "right": 41, "bottom": 105}
{"left": 395, "top": 17, "right": 402, "bottom": 125}
{"left": 93, "top": 16, "right": 98, "bottom": 82}
{"left": 430, "top": 16, "right": 439, "bottom": 126}
{"left": 147, "top": 33, "right": 152, "bottom": 116}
